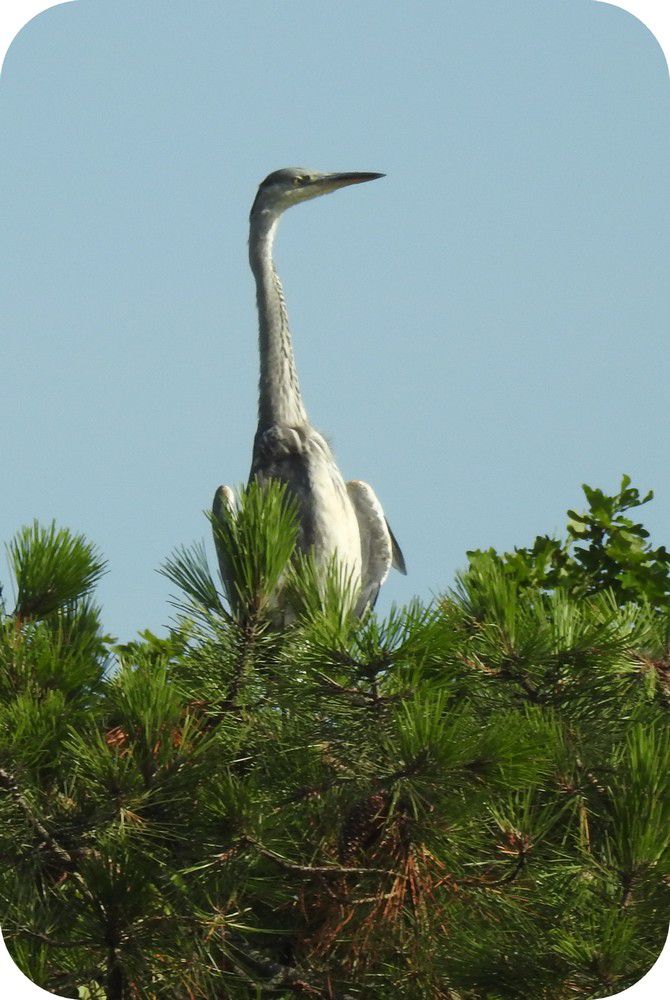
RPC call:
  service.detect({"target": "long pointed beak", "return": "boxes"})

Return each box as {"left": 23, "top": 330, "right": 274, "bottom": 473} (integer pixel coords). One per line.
{"left": 318, "top": 171, "right": 385, "bottom": 193}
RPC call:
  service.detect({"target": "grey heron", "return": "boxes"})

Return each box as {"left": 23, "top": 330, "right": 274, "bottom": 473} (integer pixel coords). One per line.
{"left": 213, "top": 168, "right": 406, "bottom": 616}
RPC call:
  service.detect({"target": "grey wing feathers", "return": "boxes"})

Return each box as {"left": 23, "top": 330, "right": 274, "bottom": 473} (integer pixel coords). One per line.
{"left": 386, "top": 519, "right": 407, "bottom": 575}
{"left": 346, "top": 480, "right": 404, "bottom": 615}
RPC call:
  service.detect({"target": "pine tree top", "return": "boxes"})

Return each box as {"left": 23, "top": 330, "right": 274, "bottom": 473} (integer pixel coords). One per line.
{"left": 1, "top": 479, "right": 668, "bottom": 999}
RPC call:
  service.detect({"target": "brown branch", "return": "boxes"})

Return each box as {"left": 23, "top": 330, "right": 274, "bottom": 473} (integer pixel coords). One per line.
{"left": 12, "top": 925, "right": 97, "bottom": 949}
{"left": 311, "top": 669, "right": 404, "bottom": 707}
{"left": 479, "top": 855, "right": 527, "bottom": 888}
{"left": 0, "top": 766, "right": 97, "bottom": 907}
{"left": 241, "top": 836, "right": 399, "bottom": 879}
{"left": 311, "top": 670, "right": 371, "bottom": 705}
{"left": 464, "top": 655, "right": 548, "bottom": 704}
{"left": 619, "top": 868, "right": 637, "bottom": 909}
{"left": 228, "top": 937, "right": 357, "bottom": 998}
{"left": 575, "top": 756, "right": 608, "bottom": 798}
{"left": 281, "top": 777, "right": 344, "bottom": 805}
{"left": 282, "top": 748, "right": 429, "bottom": 809}
{"left": 0, "top": 767, "right": 74, "bottom": 870}
{"left": 329, "top": 890, "right": 397, "bottom": 906}
{"left": 386, "top": 750, "right": 430, "bottom": 784}
{"left": 106, "top": 943, "right": 124, "bottom": 1000}
{"left": 458, "top": 851, "right": 528, "bottom": 892}
{"left": 226, "top": 620, "right": 260, "bottom": 706}
{"left": 499, "top": 661, "right": 547, "bottom": 704}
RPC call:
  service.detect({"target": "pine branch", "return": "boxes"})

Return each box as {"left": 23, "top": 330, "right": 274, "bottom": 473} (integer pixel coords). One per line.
{"left": 0, "top": 766, "right": 75, "bottom": 871}
{"left": 11, "top": 926, "right": 97, "bottom": 949}
{"left": 311, "top": 668, "right": 406, "bottom": 707}
{"left": 242, "top": 836, "right": 399, "bottom": 879}
{"left": 8, "top": 521, "right": 106, "bottom": 621}
{"left": 575, "top": 756, "right": 609, "bottom": 798}
{"left": 619, "top": 869, "right": 637, "bottom": 909}
{"left": 228, "top": 938, "right": 356, "bottom": 998}
{"left": 3, "top": 481, "right": 668, "bottom": 998}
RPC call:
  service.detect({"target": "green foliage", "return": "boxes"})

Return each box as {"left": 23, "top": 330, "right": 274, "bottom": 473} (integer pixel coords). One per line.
{"left": 467, "top": 475, "right": 670, "bottom": 608}
{"left": 206, "top": 480, "right": 299, "bottom": 622}
{"left": 8, "top": 520, "right": 107, "bottom": 621}
{"left": 1, "top": 479, "right": 668, "bottom": 999}
{"left": 160, "top": 539, "right": 223, "bottom": 618}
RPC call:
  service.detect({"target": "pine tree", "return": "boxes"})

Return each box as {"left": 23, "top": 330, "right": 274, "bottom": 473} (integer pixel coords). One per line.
{"left": 0, "top": 482, "right": 668, "bottom": 999}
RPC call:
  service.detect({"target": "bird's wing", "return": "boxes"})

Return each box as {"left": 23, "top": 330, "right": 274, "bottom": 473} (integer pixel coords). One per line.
{"left": 386, "top": 519, "right": 407, "bottom": 576}
{"left": 212, "top": 485, "right": 237, "bottom": 602}
{"left": 346, "top": 480, "right": 405, "bottom": 615}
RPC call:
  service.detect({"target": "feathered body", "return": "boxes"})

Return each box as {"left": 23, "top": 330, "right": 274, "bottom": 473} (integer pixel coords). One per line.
{"left": 214, "top": 168, "right": 405, "bottom": 615}
{"left": 251, "top": 422, "right": 363, "bottom": 587}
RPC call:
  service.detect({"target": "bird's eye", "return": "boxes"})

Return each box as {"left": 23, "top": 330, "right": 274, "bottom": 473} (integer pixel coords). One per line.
{"left": 293, "top": 175, "right": 310, "bottom": 186}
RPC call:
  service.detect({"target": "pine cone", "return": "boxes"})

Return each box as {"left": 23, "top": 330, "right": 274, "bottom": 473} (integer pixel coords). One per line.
{"left": 338, "top": 792, "right": 389, "bottom": 861}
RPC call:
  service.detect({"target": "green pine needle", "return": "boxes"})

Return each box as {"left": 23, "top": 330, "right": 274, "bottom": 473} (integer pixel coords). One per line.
{"left": 8, "top": 520, "right": 106, "bottom": 621}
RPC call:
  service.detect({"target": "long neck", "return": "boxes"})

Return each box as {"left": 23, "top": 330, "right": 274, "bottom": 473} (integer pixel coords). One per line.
{"left": 249, "top": 210, "right": 308, "bottom": 429}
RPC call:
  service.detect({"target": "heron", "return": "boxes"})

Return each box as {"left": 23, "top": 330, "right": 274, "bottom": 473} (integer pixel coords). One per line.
{"left": 213, "top": 168, "right": 406, "bottom": 616}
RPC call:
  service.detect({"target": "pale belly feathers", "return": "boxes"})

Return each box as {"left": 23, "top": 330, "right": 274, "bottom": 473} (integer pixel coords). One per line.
{"left": 250, "top": 422, "right": 362, "bottom": 589}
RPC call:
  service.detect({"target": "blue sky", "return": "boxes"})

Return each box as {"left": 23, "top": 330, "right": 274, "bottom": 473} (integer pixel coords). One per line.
{"left": 1, "top": 0, "right": 668, "bottom": 640}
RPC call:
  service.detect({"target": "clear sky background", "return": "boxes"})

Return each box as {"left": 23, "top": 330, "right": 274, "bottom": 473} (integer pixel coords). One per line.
{"left": 0, "top": 0, "right": 668, "bottom": 641}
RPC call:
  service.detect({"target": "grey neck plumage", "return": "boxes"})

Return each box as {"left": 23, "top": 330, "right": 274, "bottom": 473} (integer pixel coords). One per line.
{"left": 249, "top": 209, "right": 308, "bottom": 430}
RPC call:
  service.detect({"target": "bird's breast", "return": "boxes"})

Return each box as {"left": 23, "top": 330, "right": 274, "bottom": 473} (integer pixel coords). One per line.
{"left": 305, "top": 446, "right": 362, "bottom": 579}
{"left": 251, "top": 423, "right": 362, "bottom": 582}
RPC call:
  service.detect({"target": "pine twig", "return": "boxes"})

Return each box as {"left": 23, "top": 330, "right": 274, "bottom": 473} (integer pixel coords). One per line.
{"left": 228, "top": 937, "right": 355, "bottom": 997}
{"left": 0, "top": 767, "right": 75, "bottom": 871}
{"left": 311, "top": 669, "right": 404, "bottom": 707}
{"left": 12, "top": 925, "right": 97, "bottom": 949}
{"left": 241, "top": 836, "right": 399, "bottom": 879}
{"left": 619, "top": 868, "right": 637, "bottom": 909}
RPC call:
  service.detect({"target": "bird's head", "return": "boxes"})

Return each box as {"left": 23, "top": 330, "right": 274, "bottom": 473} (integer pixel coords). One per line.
{"left": 250, "top": 167, "right": 384, "bottom": 220}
